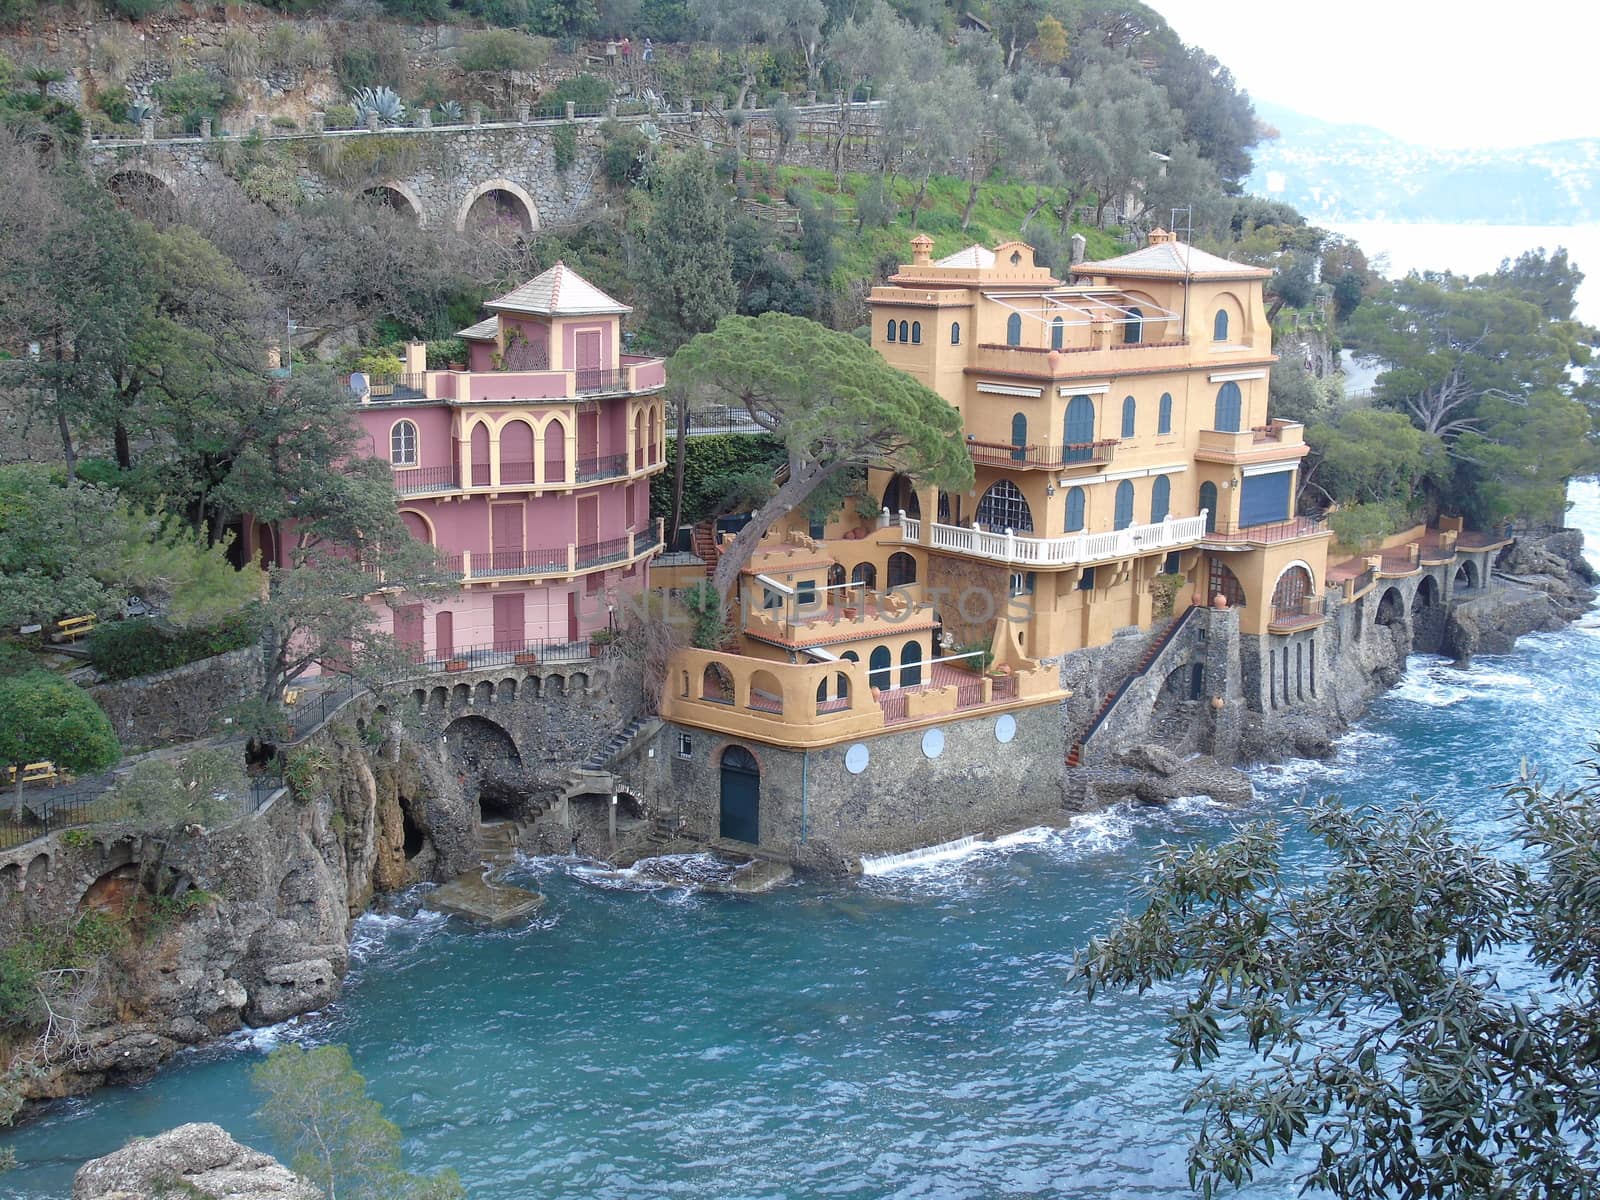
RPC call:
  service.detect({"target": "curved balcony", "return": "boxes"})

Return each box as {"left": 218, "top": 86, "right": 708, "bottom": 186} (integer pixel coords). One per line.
{"left": 901, "top": 513, "right": 1209, "bottom": 567}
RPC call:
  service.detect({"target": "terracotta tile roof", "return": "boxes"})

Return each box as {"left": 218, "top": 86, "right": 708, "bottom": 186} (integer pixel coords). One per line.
{"left": 1073, "top": 240, "right": 1271, "bottom": 281}
{"left": 486, "top": 261, "right": 631, "bottom": 317}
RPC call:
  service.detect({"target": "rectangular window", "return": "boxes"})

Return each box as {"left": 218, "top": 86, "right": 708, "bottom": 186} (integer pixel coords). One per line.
{"left": 762, "top": 587, "right": 783, "bottom": 610}
{"left": 796, "top": 580, "right": 817, "bottom": 607}
{"left": 1009, "top": 571, "right": 1035, "bottom": 596}
{"left": 676, "top": 733, "right": 692, "bottom": 759}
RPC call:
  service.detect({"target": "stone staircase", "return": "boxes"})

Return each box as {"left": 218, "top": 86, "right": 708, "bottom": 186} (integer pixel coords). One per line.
{"left": 477, "top": 818, "right": 523, "bottom": 864}
{"left": 559, "top": 715, "right": 661, "bottom": 801}
{"left": 1067, "top": 606, "right": 1200, "bottom": 767}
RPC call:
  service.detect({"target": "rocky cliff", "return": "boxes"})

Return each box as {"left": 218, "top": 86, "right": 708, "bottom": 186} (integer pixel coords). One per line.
{"left": 0, "top": 722, "right": 473, "bottom": 1106}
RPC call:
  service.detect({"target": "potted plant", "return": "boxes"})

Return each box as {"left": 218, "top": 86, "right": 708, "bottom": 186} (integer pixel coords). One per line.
{"left": 445, "top": 657, "right": 468, "bottom": 672}
{"left": 513, "top": 649, "right": 539, "bottom": 665}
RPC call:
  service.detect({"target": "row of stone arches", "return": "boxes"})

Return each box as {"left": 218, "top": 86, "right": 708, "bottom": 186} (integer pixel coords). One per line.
{"left": 408, "top": 671, "right": 593, "bottom": 713}
{"left": 103, "top": 167, "right": 540, "bottom": 233}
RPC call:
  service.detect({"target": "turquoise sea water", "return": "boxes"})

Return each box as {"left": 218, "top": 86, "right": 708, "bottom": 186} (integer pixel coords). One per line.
{"left": 6, "top": 482, "right": 1599, "bottom": 1199}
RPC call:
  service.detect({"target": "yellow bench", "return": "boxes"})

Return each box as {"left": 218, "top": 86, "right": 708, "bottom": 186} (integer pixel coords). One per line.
{"left": 4, "top": 762, "right": 60, "bottom": 788}
{"left": 52, "top": 614, "right": 97, "bottom": 643}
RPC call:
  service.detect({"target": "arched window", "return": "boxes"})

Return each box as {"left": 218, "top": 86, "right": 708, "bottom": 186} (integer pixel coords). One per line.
{"left": 898, "top": 320, "right": 909, "bottom": 343}
{"left": 1120, "top": 395, "right": 1136, "bottom": 439}
{"left": 976, "top": 479, "right": 1034, "bottom": 533}
{"left": 1271, "top": 565, "right": 1314, "bottom": 620}
{"left": 1208, "top": 558, "right": 1246, "bottom": 608}
{"left": 899, "top": 641, "right": 923, "bottom": 687}
{"left": 1065, "top": 486, "right": 1086, "bottom": 533}
{"left": 886, "top": 320, "right": 897, "bottom": 342}
{"left": 1150, "top": 475, "right": 1171, "bottom": 523}
{"left": 1011, "top": 412, "right": 1028, "bottom": 462}
{"left": 851, "top": 562, "right": 877, "bottom": 589}
{"left": 390, "top": 420, "right": 418, "bottom": 466}
{"left": 827, "top": 562, "right": 846, "bottom": 588}
{"left": 950, "top": 321, "right": 960, "bottom": 345}
{"left": 1158, "top": 392, "right": 1173, "bottom": 435}
{"left": 1213, "top": 309, "right": 1230, "bottom": 341}
{"left": 1006, "top": 312, "right": 1022, "bottom": 346}
{"left": 1051, "top": 315, "right": 1064, "bottom": 350}
{"left": 1199, "top": 481, "right": 1218, "bottom": 533}
{"left": 910, "top": 321, "right": 921, "bottom": 344}
{"left": 1114, "top": 480, "right": 1135, "bottom": 529}
{"left": 887, "top": 552, "right": 917, "bottom": 587}
{"left": 1124, "top": 306, "right": 1143, "bottom": 344}
{"left": 868, "top": 645, "right": 893, "bottom": 690}
{"left": 1063, "top": 394, "right": 1096, "bottom": 461}
{"left": 1214, "top": 381, "right": 1243, "bottom": 432}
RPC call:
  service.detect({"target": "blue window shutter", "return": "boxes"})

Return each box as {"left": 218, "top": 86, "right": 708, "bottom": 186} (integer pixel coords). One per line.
{"left": 1213, "top": 310, "right": 1229, "bottom": 341}
{"left": 1121, "top": 395, "right": 1136, "bottom": 439}
{"left": 911, "top": 321, "right": 921, "bottom": 344}
{"left": 1150, "top": 475, "right": 1170, "bottom": 523}
{"left": 1051, "top": 317, "right": 1063, "bottom": 349}
{"left": 1239, "top": 470, "right": 1293, "bottom": 527}
{"left": 1010, "top": 412, "right": 1027, "bottom": 461}
{"left": 1065, "top": 486, "right": 1085, "bottom": 532}
{"left": 1064, "top": 395, "right": 1095, "bottom": 460}
{"left": 1199, "top": 482, "right": 1218, "bottom": 532}
{"left": 1158, "top": 392, "right": 1172, "bottom": 434}
{"left": 1006, "top": 313, "right": 1022, "bottom": 345}
{"left": 950, "top": 321, "right": 960, "bottom": 345}
{"left": 1214, "top": 382, "right": 1242, "bottom": 432}
{"left": 1114, "top": 480, "right": 1134, "bottom": 530}
{"left": 887, "top": 321, "right": 896, "bottom": 342}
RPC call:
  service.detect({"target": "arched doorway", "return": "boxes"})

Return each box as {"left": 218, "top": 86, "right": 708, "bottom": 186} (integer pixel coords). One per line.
{"left": 719, "top": 745, "right": 760, "bottom": 844}
{"left": 868, "top": 645, "right": 892, "bottom": 690}
{"left": 1199, "top": 481, "right": 1218, "bottom": 532}
{"left": 1271, "top": 564, "right": 1314, "bottom": 623}
{"left": 1207, "top": 558, "right": 1246, "bottom": 608}
{"left": 899, "top": 640, "right": 923, "bottom": 687}
{"left": 1064, "top": 394, "right": 1096, "bottom": 460}
{"left": 1214, "top": 381, "right": 1243, "bottom": 432}
{"left": 880, "top": 473, "right": 921, "bottom": 519}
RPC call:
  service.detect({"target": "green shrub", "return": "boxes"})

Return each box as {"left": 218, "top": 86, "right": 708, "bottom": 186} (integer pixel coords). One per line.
{"left": 0, "top": 643, "right": 34, "bottom": 678}
{"left": 0, "top": 0, "right": 35, "bottom": 30}
{"left": 459, "top": 29, "right": 549, "bottom": 74}
{"left": 0, "top": 671, "right": 119, "bottom": 778}
{"left": 545, "top": 73, "right": 610, "bottom": 113}
{"left": 324, "top": 103, "right": 357, "bottom": 130}
{"left": 551, "top": 122, "right": 577, "bottom": 172}
{"left": 104, "top": 0, "right": 172, "bottom": 16}
{"left": 113, "top": 748, "right": 244, "bottom": 830}
{"left": 152, "top": 69, "right": 230, "bottom": 133}
{"left": 1329, "top": 502, "right": 1408, "bottom": 553}
{"left": 94, "top": 86, "right": 130, "bottom": 125}
{"left": 424, "top": 338, "right": 466, "bottom": 368}
{"left": 90, "top": 614, "right": 256, "bottom": 682}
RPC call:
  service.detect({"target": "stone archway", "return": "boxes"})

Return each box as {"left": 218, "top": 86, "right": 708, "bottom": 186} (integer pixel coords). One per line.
{"left": 1375, "top": 585, "right": 1406, "bottom": 629}
{"left": 1411, "top": 573, "right": 1445, "bottom": 653}
{"left": 105, "top": 167, "right": 178, "bottom": 219}
{"left": 358, "top": 181, "right": 423, "bottom": 223}
{"left": 1454, "top": 559, "right": 1480, "bottom": 594}
{"left": 456, "top": 179, "right": 540, "bottom": 236}
{"left": 443, "top": 714, "right": 524, "bottom": 821}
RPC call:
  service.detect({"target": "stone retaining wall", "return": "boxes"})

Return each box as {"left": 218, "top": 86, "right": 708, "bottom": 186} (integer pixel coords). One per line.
{"left": 89, "top": 646, "right": 262, "bottom": 752}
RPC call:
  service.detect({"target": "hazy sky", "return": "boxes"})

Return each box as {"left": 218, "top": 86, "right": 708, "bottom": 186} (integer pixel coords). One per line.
{"left": 1150, "top": 1, "right": 1600, "bottom": 149}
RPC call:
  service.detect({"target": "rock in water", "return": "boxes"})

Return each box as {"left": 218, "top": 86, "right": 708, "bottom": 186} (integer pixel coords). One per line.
{"left": 72, "top": 1122, "right": 319, "bottom": 1200}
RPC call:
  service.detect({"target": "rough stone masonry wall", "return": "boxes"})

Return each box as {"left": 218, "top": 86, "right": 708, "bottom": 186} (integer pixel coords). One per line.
{"left": 89, "top": 646, "right": 263, "bottom": 753}
{"left": 651, "top": 703, "right": 1066, "bottom": 873}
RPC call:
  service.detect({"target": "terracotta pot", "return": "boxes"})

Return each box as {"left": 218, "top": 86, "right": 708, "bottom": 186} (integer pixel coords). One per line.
{"left": 448, "top": 361, "right": 465, "bottom": 371}
{"left": 445, "top": 659, "right": 468, "bottom": 672}
{"left": 513, "top": 652, "right": 539, "bottom": 665}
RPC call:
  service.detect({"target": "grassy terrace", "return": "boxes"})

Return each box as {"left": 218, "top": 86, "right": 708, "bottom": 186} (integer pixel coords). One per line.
{"left": 763, "top": 166, "right": 1129, "bottom": 281}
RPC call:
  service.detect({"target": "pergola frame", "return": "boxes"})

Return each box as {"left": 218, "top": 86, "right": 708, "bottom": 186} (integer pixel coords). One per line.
{"left": 980, "top": 287, "right": 1180, "bottom": 328}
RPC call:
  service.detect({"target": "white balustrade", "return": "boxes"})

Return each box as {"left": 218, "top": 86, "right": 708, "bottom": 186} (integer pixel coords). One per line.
{"left": 911, "top": 512, "right": 1209, "bottom": 566}
{"left": 901, "top": 515, "right": 922, "bottom": 541}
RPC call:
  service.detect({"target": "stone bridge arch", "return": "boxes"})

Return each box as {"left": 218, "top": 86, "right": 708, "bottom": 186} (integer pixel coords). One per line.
{"left": 359, "top": 180, "right": 423, "bottom": 222}
{"left": 106, "top": 165, "right": 180, "bottom": 218}
{"left": 456, "top": 178, "right": 540, "bottom": 235}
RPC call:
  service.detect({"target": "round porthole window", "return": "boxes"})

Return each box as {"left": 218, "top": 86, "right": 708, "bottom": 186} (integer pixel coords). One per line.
{"left": 995, "top": 714, "right": 1017, "bottom": 743}
{"left": 845, "top": 743, "right": 870, "bottom": 775}
{"left": 921, "top": 728, "right": 945, "bottom": 759}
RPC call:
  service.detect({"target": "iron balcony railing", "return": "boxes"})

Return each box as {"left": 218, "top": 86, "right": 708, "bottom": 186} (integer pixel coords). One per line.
{"left": 966, "top": 439, "right": 1118, "bottom": 469}
{"left": 576, "top": 453, "right": 629, "bottom": 482}
{"left": 403, "top": 635, "right": 609, "bottom": 672}
{"left": 576, "top": 536, "right": 632, "bottom": 568}
{"left": 1204, "top": 514, "right": 1328, "bottom": 545}
{"left": 575, "top": 367, "right": 630, "bottom": 394}
{"left": 1268, "top": 595, "right": 1325, "bottom": 632}
{"left": 477, "top": 548, "right": 571, "bottom": 577}
{"left": 392, "top": 465, "right": 459, "bottom": 494}
{"left": 633, "top": 528, "right": 661, "bottom": 556}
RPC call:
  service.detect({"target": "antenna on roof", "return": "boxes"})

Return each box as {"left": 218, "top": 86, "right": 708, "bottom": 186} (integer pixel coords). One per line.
{"left": 1170, "top": 205, "right": 1194, "bottom": 337}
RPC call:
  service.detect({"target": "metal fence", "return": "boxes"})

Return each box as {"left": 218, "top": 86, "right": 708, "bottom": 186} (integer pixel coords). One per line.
{"left": 404, "top": 635, "right": 606, "bottom": 672}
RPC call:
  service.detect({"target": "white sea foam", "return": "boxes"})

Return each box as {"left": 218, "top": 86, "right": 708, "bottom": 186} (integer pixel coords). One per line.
{"left": 568, "top": 852, "right": 736, "bottom": 892}
{"left": 860, "top": 835, "right": 984, "bottom": 875}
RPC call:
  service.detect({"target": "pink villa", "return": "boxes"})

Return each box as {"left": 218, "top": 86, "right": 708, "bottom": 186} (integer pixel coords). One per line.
{"left": 346, "top": 262, "right": 668, "bottom": 662}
